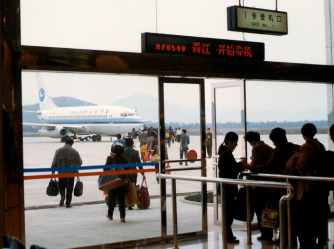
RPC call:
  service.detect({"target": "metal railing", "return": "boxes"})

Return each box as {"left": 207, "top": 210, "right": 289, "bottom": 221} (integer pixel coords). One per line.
{"left": 163, "top": 159, "right": 203, "bottom": 172}
{"left": 157, "top": 173, "right": 293, "bottom": 249}
{"left": 241, "top": 172, "right": 334, "bottom": 248}
{"left": 242, "top": 172, "right": 334, "bottom": 183}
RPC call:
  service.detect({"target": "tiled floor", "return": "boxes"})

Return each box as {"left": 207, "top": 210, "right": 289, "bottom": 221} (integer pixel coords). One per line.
{"left": 145, "top": 220, "right": 334, "bottom": 249}
{"left": 25, "top": 195, "right": 334, "bottom": 249}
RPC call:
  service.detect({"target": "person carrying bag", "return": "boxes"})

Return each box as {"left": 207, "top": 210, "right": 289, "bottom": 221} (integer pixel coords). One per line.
{"left": 100, "top": 143, "right": 129, "bottom": 222}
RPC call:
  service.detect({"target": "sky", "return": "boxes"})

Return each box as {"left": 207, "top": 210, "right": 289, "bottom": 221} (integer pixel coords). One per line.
{"left": 20, "top": 0, "right": 331, "bottom": 123}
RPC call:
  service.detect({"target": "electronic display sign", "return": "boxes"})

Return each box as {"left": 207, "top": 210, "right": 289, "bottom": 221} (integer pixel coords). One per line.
{"left": 142, "top": 33, "right": 265, "bottom": 61}
{"left": 227, "top": 6, "right": 288, "bottom": 35}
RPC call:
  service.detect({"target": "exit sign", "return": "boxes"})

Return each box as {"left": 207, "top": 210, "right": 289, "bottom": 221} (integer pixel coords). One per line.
{"left": 227, "top": 6, "right": 288, "bottom": 35}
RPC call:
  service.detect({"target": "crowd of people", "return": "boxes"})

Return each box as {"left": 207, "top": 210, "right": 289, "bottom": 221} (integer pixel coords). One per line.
{"left": 217, "top": 123, "right": 334, "bottom": 249}
{"left": 50, "top": 122, "right": 334, "bottom": 248}
{"left": 50, "top": 126, "right": 199, "bottom": 222}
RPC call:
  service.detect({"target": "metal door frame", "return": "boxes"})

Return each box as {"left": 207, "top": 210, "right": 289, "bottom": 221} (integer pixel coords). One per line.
{"left": 158, "top": 76, "right": 208, "bottom": 238}
{"left": 211, "top": 79, "right": 248, "bottom": 224}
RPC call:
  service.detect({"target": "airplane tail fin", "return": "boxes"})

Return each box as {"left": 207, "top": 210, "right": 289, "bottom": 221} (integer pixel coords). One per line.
{"left": 36, "top": 73, "right": 57, "bottom": 110}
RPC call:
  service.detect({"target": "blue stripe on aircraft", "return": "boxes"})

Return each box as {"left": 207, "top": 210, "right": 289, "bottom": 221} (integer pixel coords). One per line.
{"left": 41, "top": 117, "right": 143, "bottom": 124}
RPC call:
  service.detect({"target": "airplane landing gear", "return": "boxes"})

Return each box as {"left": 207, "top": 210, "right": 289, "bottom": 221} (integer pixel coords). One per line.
{"left": 75, "top": 134, "right": 102, "bottom": 142}
{"left": 92, "top": 135, "right": 102, "bottom": 142}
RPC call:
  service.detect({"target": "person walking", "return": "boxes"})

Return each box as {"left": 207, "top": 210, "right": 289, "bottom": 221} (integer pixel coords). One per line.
{"left": 51, "top": 136, "right": 82, "bottom": 208}
{"left": 105, "top": 144, "right": 129, "bottom": 222}
{"left": 123, "top": 137, "right": 143, "bottom": 210}
{"left": 206, "top": 128, "right": 213, "bottom": 158}
{"left": 218, "top": 131, "right": 243, "bottom": 243}
{"left": 179, "top": 129, "right": 190, "bottom": 165}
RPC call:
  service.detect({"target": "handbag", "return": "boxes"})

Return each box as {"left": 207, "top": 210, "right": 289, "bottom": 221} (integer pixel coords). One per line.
{"left": 261, "top": 201, "right": 279, "bottom": 228}
{"left": 126, "top": 182, "right": 138, "bottom": 207}
{"left": 46, "top": 179, "right": 59, "bottom": 196}
{"left": 74, "top": 178, "right": 83, "bottom": 197}
{"left": 136, "top": 177, "right": 150, "bottom": 209}
{"left": 233, "top": 187, "right": 254, "bottom": 221}
{"left": 98, "top": 174, "right": 128, "bottom": 192}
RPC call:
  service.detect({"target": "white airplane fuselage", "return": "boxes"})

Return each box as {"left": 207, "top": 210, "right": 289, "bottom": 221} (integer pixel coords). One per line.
{"left": 37, "top": 105, "right": 143, "bottom": 138}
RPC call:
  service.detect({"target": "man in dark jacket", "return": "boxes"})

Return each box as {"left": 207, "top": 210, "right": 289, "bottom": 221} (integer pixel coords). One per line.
{"left": 179, "top": 129, "right": 190, "bottom": 165}
{"left": 268, "top": 128, "right": 300, "bottom": 175}
{"left": 267, "top": 128, "right": 300, "bottom": 244}
{"left": 51, "top": 136, "right": 82, "bottom": 208}
{"left": 218, "top": 131, "right": 243, "bottom": 243}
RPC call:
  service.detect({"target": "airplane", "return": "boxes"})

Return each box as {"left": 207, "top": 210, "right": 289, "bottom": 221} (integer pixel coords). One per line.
{"left": 24, "top": 76, "right": 144, "bottom": 142}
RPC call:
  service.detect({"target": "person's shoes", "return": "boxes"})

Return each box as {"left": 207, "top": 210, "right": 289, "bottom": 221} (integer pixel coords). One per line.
{"left": 65, "top": 204, "right": 72, "bottom": 208}
{"left": 120, "top": 218, "right": 126, "bottom": 223}
{"left": 107, "top": 214, "right": 113, "bottom": 220}
{"left": 128, "top": 206, "right": 133, "bottom": 210}
{"left": 59, "top": 200, "right": 64, "bottom": 207}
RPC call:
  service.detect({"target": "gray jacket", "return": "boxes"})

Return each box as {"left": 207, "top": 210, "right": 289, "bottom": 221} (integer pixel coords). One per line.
{"left": 51, "top": 144, "right": 82, "bottom": 173}
{"left": 180, "top": 133, "right": 190, "bottom": 150}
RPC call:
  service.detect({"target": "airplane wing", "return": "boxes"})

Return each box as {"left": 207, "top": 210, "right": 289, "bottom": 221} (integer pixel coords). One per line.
{"left": 23, "top": 122, "right": 88, "bottom": 134}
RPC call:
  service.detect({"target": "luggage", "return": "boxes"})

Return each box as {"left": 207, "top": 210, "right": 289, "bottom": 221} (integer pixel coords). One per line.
{"left": 233, "top": 187, "right": 254, "bottom": 221}
{"left": 46, "top": 179, "right": 59, "bottom": 196}
{"left": 126, "top": 182, "right": 138, "bottom": 207}
{"left": 136, "top": 177, "right": 150, "bottom": 209}
{"left": 74, "top": 178, "right": 83, "bottom": 197}
{"left": 261, "top": 200, "right": 279, "bottom": 228}
{"left": 98, "top": 174, "right": 128, "bottom": 193}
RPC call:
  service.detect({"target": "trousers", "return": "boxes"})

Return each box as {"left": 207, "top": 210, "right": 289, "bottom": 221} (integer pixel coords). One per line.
{"left": 58, "top": 177, "right": 74, "bottom": 206}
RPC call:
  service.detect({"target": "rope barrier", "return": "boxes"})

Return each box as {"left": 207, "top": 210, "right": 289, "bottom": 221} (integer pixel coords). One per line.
{"left": 23, "top": 162, "right": 157, "bottom": 173}
{"left": 24, "top": 168, "right": 156, "bottom": 180}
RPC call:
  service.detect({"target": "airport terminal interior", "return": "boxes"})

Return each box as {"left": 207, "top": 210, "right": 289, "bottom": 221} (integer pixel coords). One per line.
{"left": 2, "top": 1, "right": 334, "bottom": 249}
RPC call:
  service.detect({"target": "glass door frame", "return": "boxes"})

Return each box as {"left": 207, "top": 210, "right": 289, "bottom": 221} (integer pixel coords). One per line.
{"left": 158, "top": 76, "right": 208, "bottom": 238}
{"left": 211, "top": 79, "right": 248, "bottom": 224}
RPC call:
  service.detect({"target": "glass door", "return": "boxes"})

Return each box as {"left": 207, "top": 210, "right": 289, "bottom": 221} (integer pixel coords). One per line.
{"left": 211, "top": 80, "right": 247, "bottom": 224}
{"left": 158, "top": 77, "right": 208, "bottom": 238}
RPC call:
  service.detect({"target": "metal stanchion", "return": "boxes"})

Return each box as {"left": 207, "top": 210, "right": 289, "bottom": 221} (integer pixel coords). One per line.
{"left": 279, "top": 195, "right": 287, "bottom": 249}
{"left": 287, "top": 179, "right": 293, "bottom": 249}
{"left": 246, "top": 186, "right": 252, "bottom": 245}
{"left": 221, "top": 183, "right": 227, "bottom": 249}
{"left": 172, "top": 179, "right": 179, "bottom": 249}
{"left": 279, "top": 189, "right": 293, "bottom": 249}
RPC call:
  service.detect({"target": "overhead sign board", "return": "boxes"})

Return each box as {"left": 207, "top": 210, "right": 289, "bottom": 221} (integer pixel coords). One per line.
{"left": 142, "top": 33, "right": 265, "bottom": 61}
{"left": 227, "top": 6, "right": 288, "bottom": 35}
